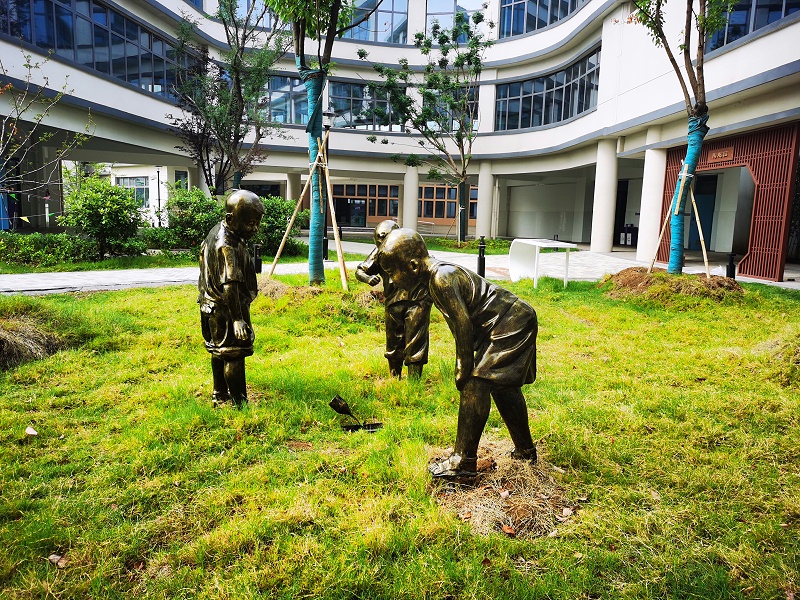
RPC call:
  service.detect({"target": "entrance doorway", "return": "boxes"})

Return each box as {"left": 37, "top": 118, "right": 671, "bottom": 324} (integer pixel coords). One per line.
{"left": 688, "top": 175, "right": 717, "bottom": 251}
{"left": 333, "top": 197, "right": 367, "bottom": 227}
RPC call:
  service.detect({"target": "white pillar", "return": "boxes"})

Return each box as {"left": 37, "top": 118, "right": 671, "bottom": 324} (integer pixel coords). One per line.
{"left": 476, "top": 161, "right": 493, "bottom": 238}
{"left": 403, "top": 166, "right": 419, "bottom": 231}
{"left": 590, "top": 138, "right": 618, "bottom": 252}
{"left": 636, "top": 147, "right": 668, "bottom": 262}
{"left": 571, "top": 177, "right": 587, "bottom": 243}
{"left": 286, "top": 172, "right": 301, "bottom": 202}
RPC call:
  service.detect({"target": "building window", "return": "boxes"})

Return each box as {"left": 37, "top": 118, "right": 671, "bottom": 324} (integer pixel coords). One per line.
{"left": 427, "top": 0, "right": 484, "bottom": 32}
{"left": 175, "top": 170, "right": 189, "bottom": 189}
{"left": 329, "top": 81, "right": 403, "bottom": 130}
{"left": 116, "top": 176, "right": 149, "bottom": 208}
{"left": 417, "top": 184, "right": 477, "bottom": 222}
{"left": 333, "top": 183, "right": 399, "bottom": 220}
{"left": 499, "top": 0, "right": 589, "bottom": 38}
{"left": 343, "top": 0, "right": 408, "bottom": 43}
{"left": 4, "top": 0, "right": 185, "bottom": 99}
{"left": 495, "top": 47, "right": 600, "bottom": 131}
{"left": 708, "top": 0, "right": 800, "bottom": 50}
{"left": 264, "top": 75, "right": 308, "bottom": 125}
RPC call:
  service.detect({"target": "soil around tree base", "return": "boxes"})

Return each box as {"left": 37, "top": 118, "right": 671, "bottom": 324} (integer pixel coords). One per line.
{"left": 603, "top": 267, "right": 744, "bottom": 300}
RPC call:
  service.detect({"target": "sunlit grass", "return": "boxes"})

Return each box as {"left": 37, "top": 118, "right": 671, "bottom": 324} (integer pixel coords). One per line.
{"left": 0, "top": 276, "right": 798, "bottom": 598}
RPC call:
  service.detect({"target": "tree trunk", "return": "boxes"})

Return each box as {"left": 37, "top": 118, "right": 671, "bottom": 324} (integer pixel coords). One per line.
{"left": 458, "top": 179, "right": 469, "bottom": 243}
{"left": 299, "top": 65, "right": 326, "bottom": 285}
{"left": 668, "top": 114, "right": 709, "bottom": 273}
{"left": 233, "top": 171, "right": 242, "bottom": 189}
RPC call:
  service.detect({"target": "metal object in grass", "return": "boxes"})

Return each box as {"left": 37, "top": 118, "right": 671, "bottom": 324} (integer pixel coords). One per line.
{"left": 329, "top": 395, "right": 382, "bottom": 432}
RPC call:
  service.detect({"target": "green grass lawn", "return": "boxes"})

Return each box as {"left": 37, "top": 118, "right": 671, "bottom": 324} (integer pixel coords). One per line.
{"left": 0, "top": 275, "right": 798, "bottom": 599}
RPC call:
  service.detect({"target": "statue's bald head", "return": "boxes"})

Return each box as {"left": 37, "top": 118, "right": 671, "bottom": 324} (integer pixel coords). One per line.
{"left": 374, "top": 219, "right": 398, "bottom": 247}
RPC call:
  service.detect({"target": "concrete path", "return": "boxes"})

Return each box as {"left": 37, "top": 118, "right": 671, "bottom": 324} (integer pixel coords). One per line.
{"left": 1, "top": 240, "right": 798, "bottom": 295}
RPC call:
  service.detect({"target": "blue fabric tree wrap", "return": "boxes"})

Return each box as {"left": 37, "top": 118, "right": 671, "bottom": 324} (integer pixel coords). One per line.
{"left": 299, "top": 63, "right": 327, "bottom": 284}
{"left": 668, "top": 114, "right": 710, "bottom": 273}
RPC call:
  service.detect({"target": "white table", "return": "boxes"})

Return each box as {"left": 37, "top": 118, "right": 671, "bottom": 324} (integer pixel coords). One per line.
{"left": 508, "top": 239, "right": 579, "bottom": 288}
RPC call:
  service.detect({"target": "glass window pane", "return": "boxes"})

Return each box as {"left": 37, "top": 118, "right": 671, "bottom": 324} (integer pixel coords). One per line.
{"left": 76, "top": 16, "right": 92, "bottom": 68}
{"left": 94, "top": 24, "right": 109, "bottom": 73}
{"left": 92, "top": 3, "right": 106, "bottom": 25}
{"left": 55, "top": 4, "right": 74, "bottom": 60}
{"left": 34, "top": 0, "right": 56, "bottom": 49}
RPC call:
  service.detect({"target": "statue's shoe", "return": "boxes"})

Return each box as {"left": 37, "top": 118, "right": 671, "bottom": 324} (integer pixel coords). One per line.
{"left": 511, "top": 447, "right": 538, "bottom": 463}
{"left": 428, "top": 454, "right": 478, "bottom": 479}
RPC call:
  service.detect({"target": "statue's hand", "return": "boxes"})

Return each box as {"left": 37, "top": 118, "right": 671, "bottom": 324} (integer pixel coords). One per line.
{"left": 368, "top": 275, "right": 381, "bottom": 286}
{"left": 233, "top": 320, "right": 250, "bottom": 341}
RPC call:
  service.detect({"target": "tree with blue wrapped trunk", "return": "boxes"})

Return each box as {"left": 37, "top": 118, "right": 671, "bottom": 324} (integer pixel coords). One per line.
{"left": 630, "top": 0, "right": 732, "bottom": 273}
{"left": 266, "top": 0, "right": 385, "bottom": 285}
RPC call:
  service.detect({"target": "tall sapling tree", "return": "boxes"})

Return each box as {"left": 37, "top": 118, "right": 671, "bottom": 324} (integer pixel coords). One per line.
{"left": 631, "top": 0, "right": 732, "bottom": 273}
{"left": 265, "top": 0, "right": 384, "bottom": 285}
{"left": 169, "top": 1, "right": 291, "bottom": 195}
{"left": 360, "top": 6, "right": 493, "bottom": 242}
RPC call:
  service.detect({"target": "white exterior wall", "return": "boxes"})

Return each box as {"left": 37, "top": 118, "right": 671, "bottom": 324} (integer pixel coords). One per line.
{"left": 2, "top": 0, "right": 797, "bottom": 243}
{"left": 506, "top": 182, "right": 579, "bottom": 239}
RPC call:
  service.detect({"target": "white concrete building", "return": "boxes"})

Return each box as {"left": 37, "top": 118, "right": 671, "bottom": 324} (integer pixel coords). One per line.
{"left": 1, "top": 0, "right": 798, "bottom": 280}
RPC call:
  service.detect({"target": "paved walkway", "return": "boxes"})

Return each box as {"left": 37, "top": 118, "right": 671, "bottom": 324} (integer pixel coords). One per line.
{"left": 1, "top": 240, "right": 798, "bottom": 295}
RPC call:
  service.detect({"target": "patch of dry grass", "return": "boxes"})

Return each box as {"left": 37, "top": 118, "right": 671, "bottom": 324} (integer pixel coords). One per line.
{"left": 429, "top": 438, "right": 577, "bottom": 539}
{"left": 0, "top": 317, "right": 63, "bottom": 370}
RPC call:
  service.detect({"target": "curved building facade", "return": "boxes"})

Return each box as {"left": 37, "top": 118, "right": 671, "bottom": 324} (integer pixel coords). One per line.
{"left": 1, "top": 0, "right": 799, "bottom": 279}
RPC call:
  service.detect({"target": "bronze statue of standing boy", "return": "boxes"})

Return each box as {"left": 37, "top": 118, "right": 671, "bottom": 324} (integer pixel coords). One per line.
{"left": 198, "top": 190, "right": 264, "bottom": 408}
{"left": 379, "top": 228, "right": 539, "bottom": 478}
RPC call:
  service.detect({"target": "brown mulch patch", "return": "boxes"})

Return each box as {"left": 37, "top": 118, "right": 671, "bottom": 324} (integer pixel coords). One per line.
{"left": 0, "top": 317, "right": 64, "bottom": 370}
{"left": 429, "top": 439, "right": 579, "bottom": 539}
{"left": 604, "top": 267, "right": 743, "bottom": 300}
{"left": 258, "top": 277, "right": 323, "bottom": 302}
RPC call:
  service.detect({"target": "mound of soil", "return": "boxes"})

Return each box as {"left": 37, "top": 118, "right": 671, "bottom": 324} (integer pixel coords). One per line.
{"left": 258, "top": 277, "right": 323, "bottom": 301}
{"left": 604, "top": 267, "right": 743, "bottom": 300}
{"left": 429, "top": 439, "right": 578, "bottom": 539}
{"left": 0, "top": 317, "right": 64, "bottom": 370}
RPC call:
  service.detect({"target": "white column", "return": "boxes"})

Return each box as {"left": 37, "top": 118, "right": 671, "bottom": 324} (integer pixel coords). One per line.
{"left": 403, "top": 166, "right": 419, "bottom": 231}
{"left": 286, "top": 172, "right": 302, "bottom": 202}
{"left": 571, "top": 177, "right": 587, "bottom": 243}
{"left": 635, "top": 147, "right": 668, "bottom": 262}
{"left": 590, "top": 138, "right": 618, "bottom": 252}
{"left": 476, "top": 161, "right": 493, "bottom": 238}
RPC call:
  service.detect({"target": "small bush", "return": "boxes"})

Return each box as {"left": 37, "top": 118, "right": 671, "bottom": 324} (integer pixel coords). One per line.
{"left": 252, "top": 196, "right": 307, "bottom": 257}
{"left": 0, "top": 231, "right": 98, "bottom": 266}
{"left": 164, "top": 185, "right": 224, "bottom": 250}
{"left": 60, "top": 176, "right": 145, "bottom": 259}
{"left": 139, "top": 226, "right": 179, "bottom": 251}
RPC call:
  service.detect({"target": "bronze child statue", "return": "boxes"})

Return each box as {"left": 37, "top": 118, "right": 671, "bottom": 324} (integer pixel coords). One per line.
{"left": 198, "top": 190, "right": 264, "bottom": 408}
{"left": 379, "top": 228, "right": 539, "bottom": 478}
{"left": 355, "top": 220, "right": 432, "bottom": 379}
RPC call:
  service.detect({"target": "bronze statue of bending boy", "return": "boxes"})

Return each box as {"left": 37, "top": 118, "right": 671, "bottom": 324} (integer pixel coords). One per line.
{"left": 198, "top": 190, "right": 264, "bottom": 408}
{"left": 355, "top": 220, "right": 432, "bottom": 379}
{"left": 379, "top": 228, "right": 538, "bottom": 478}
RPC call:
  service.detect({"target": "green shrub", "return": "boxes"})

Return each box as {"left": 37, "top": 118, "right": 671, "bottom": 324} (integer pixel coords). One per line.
{"left": 138, "top": 225, "right": 179, "bottom": 251}
{"left": 60, "top": 177, "right": 144, "bottom": 259}
{"left": 164, "top": 185, "right": 223, "bottom": 250}
{"left": 0, "top": 231, "right": 98, "bottom": 266}
{"left": 252, "top": 196, "right": 307, "bottom": 257}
